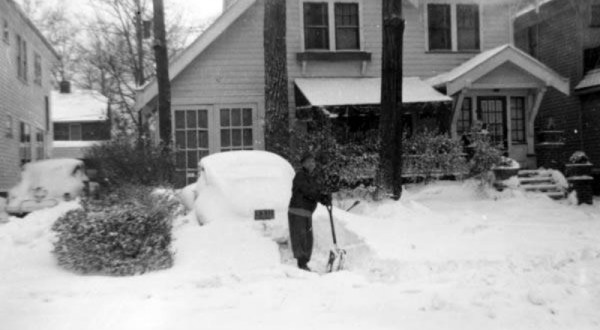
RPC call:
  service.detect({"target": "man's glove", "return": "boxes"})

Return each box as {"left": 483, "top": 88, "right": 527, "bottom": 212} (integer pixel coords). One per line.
{"left": 321, "top": 193, "right": 332, "bottom": 206}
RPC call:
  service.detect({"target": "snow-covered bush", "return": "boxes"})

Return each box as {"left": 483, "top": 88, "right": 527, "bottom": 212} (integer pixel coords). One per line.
{"left": 52, "top": 186, "right": 180, "bottom": 276}
{"left": 402, "top": 130, "right": 469, "bottom": 181}
{"left": 84, "top": 137, "right": 175, "bottom": 187}
{"left": 468, "top": 133, "right": 502, "bottom": 176}
{"left": 568, "top": 151, "right": 590, "bottom": 164}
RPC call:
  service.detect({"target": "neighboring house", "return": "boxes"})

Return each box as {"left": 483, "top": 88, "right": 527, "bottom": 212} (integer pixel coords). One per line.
{"left": 51, "top": 81, "right": 111, "bottom": 161}
{"left": 0, "top": 0, "right": 60, "bottom": 194}
{"left": 135, "top": 0, "right": 569, "bottom": 187}
{"left": 514, "top": 0, "right": 600, "bottom": 170}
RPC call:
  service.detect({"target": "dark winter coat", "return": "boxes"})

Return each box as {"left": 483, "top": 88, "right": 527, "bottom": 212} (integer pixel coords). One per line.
{"left": 288, "top": 168, "right": 327, "bottom": 216}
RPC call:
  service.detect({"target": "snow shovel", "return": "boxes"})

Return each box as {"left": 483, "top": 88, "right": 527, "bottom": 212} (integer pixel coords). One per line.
{"left": 326, "top": 205, "right": 347, "bottom": 272}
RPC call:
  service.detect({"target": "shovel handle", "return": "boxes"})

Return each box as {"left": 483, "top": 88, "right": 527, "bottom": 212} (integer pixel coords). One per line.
{"left": 326, "top": 205, "right": 338, "bottom": 245}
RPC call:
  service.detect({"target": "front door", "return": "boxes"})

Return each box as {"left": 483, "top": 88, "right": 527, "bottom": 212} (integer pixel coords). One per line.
{"left": 478, "top": 97, "right": 507, "bottom": 150}
{"left": 174, "top": 108, "right": 210, "bottom": 187}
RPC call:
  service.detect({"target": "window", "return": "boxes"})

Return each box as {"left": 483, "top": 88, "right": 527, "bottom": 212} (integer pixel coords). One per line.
{"left": 69, "top": 124, "right": 82, "bottom": 141}
{"left": 16, "top": 35, "right": 27, "bottom": 81}
{"left": 335, "top": 3, "right": 359, "bottom": 50}
{"left": 5, "top": 114, "right": 13, "bottom": 138}
{"left": 428, "top": 4, "right": 451, "bottom": 51}
{"left": 34, "top": 53, "right": 42, "bottom": 85}
{"left": 591, "top": 4, "right": 600, "bottom": 27}
{"left": 511, "top": 97, "right": 526, "bottom": 144}
{"left": 45, "top": 96, "right": 50, "bottom": 131}
{"left": 457, "top": 97, "right": 472, "bottom": 136}
{"left": 427, "top": 3, "right": 480, "bottom": 52}
{"left": 2, "top": 19, "right": 8, "bottom": 44}
{"left": 36, "top": 128, "right": 44, "bottom": 160}
{"left": 53, "top": 123, "right": 69, "bottom": 141}
{"left": 302, "top": 1, "right": 361, "bottom": 51}
{"left": 456, "top": 4, "right": 479, "bottom": 51}
{"left": 20, "top": 122, "right": 32, "bottom": 165}
{"left": 174, "top": 109, "right": 210, "bottom": 185}
{"left": 220, "top": 108, "right": 253, "bottom": 152}
{"left": 584, "top": 46, "right": 600, "bottom": 73}
{"left": 54, "top": 122, "right": 109, "bottom": 141}
{"left": 304, "top": 2, "right": 329, "bottom": 50}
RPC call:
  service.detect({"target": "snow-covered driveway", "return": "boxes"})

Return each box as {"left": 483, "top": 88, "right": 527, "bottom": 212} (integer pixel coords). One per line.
{"left": 1, "top": 181, "right": 600, "bottom": 330}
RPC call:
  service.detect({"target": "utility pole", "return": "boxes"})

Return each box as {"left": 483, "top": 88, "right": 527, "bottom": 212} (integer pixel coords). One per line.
{"left": 152, "top": 0, "right": 171, "bottom": 145}
{"left": 377, "top": 0, "right": 405, "bottom": 200}
{"left": 135, "top": 0, "right": 145, "bottom": 86}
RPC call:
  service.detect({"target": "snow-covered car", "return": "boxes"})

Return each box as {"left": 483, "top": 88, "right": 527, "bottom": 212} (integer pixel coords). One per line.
{"left": 193, "top": 150, "right": 295, "bottom": 242}
{"left": 6, "top": 158, "right": 88, "bottom": 215}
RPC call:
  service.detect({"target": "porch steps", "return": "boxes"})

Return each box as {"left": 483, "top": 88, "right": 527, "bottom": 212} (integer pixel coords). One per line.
{"left": 516, "top": 170, "right": 566, "bottom": 200}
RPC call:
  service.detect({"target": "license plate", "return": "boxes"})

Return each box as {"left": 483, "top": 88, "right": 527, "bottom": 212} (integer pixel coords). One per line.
{"left": 254, "top": 209, "right": 274, "bottom": 221}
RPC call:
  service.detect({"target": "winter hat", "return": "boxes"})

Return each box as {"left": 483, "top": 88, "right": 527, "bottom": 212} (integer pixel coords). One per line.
{"left": 300, "top": 151, "right": 315, "bottom": 164}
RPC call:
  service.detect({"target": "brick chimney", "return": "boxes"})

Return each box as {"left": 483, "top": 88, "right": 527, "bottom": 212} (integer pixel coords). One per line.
{"left": 223, "top": 0, "right": 237, "bottom": 11}
{"left": 59, "top": 80, "right": 71, "bottom": 94}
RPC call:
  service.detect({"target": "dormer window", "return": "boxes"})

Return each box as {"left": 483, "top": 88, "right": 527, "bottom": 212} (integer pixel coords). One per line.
{"left": 302, "top": 1, "right": 360, "bottom": 51}
{"left": 427, "top": 3, "right": 480, "bottom": 52}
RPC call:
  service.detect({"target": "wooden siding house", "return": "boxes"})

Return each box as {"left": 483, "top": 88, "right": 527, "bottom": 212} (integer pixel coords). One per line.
{"left": 514, "top": 0, "right": 600, "bottom": 171}
{"left": 135, "top": 0, "right": 570, "bottom": 187}
{"left": 0, "top": 0, "right": 59, "bottom": 194}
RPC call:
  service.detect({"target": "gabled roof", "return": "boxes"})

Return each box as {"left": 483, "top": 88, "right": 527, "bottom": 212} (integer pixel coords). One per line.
{"left": 426, "top": 44, "right": 570, "bottom": 96}
{"left": 514, "top": 0, "right": 558, "bottom": 19}
{"left": 134, "top": 0, "right": 257, "bottom": 111}
{"left": 51, "top": 90, "right": 109, "bottom": 122}
{"left": 575, "top": 68, "right": 600, "bottom": 94}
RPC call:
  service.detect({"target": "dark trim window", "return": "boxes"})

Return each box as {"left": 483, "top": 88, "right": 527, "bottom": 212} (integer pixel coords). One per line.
{"left": 511, "top": 97, "right": 526, "bottom": 144}
{"left": 457, "top": 4, "right": 479, "bottom": 51}
{"left": 34, "top": 53, "right": 42, "bottom": 85}
{"left": 220, "top": 108, "right": 254, "bottom": 152}
{"left": 428, "top": 4, "right": 451, "bottom": 51}
{"left": 53, "top": 122, "right": 110, "bottom": 141}
{"left": 304, "top": 2, "right": 329, "bottom": 50}
{"left": 2, "top": 19, "right": 8, "bottom": 44}
{"left": 591, "top": 4, "right": 600, "bottom": 27}
{"left": 334, "top": 3, "right": 359, "bottom": 50}
{"left": 20, "top": 122, "right": 32, "bottom": 165}
{"left": 16, "top": 35, "right": 27, "bottom": 81}
{"left": 457, "top": 97, "right": 472, "bottom": 136}
{"left": 584, "top": 46, "right": 600, "bottom": 73}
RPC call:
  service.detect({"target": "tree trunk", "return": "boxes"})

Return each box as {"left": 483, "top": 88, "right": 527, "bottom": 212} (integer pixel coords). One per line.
{"left": 152, "top": 0, "right": 171, "bottom": 145}
{"left": 135, "top": 0, "right": 145, "bottom": 86}
{"left": 377, "top": 0, "right": 405, "bottom": 200}
{"left": 263, "top": 0, "right": 290, "bottom": 157}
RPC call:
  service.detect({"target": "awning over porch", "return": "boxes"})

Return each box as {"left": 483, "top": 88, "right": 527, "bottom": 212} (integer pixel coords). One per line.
{"left": 575, "top": 68, "right": 600, "bottom": 94}
{"left": 294, "top": 77, "right": 452, "bottom": 107}
{"left": 426, "top": 44, "right": 570, "bottom": 96}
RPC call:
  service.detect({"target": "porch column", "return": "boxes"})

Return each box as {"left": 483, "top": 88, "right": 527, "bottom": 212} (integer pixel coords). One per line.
{"left": 527, "top": 87, "right": 547, "bottom": 154}
{"left": 450, "top": 91, "right": 466, "bottom": 139}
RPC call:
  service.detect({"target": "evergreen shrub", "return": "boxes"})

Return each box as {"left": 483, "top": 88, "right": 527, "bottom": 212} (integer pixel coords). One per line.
{"left": 52, "top": 186, "right": 180, "bottom": 276}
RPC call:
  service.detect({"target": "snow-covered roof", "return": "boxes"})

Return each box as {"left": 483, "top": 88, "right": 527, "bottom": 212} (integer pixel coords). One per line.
{"left": 426, "top": 44, "right": 570, "bottom": 96}
{"left": 51, "top": 90, "right": 109, "bottom": 123}
{"left": 134, "top": 0, "right": 257, "bottom": 111}
{"left": 295, "top": 77, "right": 452, "bottom": 107}
{"left": 514, "top": 0, "right": 557, "bottom": 19}
{"left": 575, "top": 68, "right": 600, "bottom": 93}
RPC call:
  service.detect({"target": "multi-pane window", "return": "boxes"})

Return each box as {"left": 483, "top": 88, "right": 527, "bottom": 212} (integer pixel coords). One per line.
{"left": 428, "top": 4, "right": 451, "bottom": 51}
{"left": 220, "top": 108, "right": 253, "bottom": 152}
{"left": 457, "top": 4, "right": 479, "bottom": 50}
{"left": 304, "top": 2, "right": 329, "bottom": 50}
{"left": 34, "top": 53, "right": 42, "bottom": 85}
{"left": 478, "top": 97, "right": 506, "bottom": 147}
{"left": 428, "top": 3, "right": 480, "bottom": 52}
{"left": 2, "top": 19, "right": 8, "bottom": 44}
{"left": 334, "top": 3, "right": 359, "bottom": 50}
{"left": 36, "top": 128, "right": 45, "bottom": 160}
{"left": 174, "top": 109, "right": 210, "bottom": 184}
{"left": 584, "top": 45, "right": 600, "bottom": 73}
{"left": 457, "top": 97, "right": 472, "bottom": 136}
{"left": 5, "top": 114, "right": 13, "bottom": 138}
{"left": 511, "top": 97, "right": 526, "bottom": 144}
{"left": 591, "top": 4, "right": 600, "bottom": 27}
{"left": 16, "top": 35, "right": 27, "bottom": 81}
{"left": 20, "top": 122, "right": 32, "bottom": 165}
{"left": 53, "top": 122, "right": 109, "bottom": 141}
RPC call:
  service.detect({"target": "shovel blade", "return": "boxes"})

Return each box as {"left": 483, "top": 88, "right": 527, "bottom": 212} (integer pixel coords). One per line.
{"left": 326, "top": 248, "right": 347, "bottom": 272}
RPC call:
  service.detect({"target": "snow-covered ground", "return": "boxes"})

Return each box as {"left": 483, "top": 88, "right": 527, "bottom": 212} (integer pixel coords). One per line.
{"left": 1, "top": 181, "right": 600, "bottom": 330}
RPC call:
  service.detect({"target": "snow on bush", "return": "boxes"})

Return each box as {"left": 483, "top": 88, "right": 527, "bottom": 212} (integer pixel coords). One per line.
{"left": 51, "top": 186, "right": 181, "bottom": 276}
